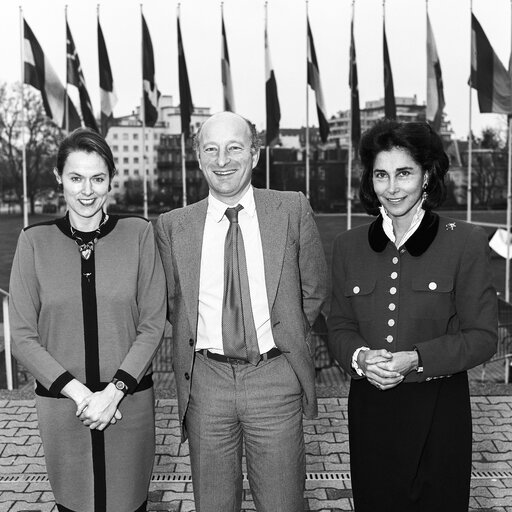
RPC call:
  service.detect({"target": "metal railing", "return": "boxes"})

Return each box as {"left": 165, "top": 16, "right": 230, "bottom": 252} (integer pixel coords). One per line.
{"left": 0, "top": 288, "right": 14, "bottom": 390}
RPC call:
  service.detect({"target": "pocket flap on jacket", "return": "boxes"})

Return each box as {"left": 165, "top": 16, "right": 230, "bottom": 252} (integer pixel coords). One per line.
{"left": 344, "top": 278, "right": 376, "bottom": 297}
{"left": 411, "top": 275, "right": 453, "bottom": 293}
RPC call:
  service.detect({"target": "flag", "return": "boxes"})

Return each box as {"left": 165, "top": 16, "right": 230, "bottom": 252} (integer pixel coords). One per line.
{"left": 177, "top": 16, "right": 194, "bottom": 138}
{"left": 67, "top": 21, "right": 98, "bottom": 132}
{"left": 383, "top": 21, "right": 396, "bottom": 119}
{"left": 98, "top": 16, "right": 117, "bottom": 137}
{"left": 24, "top": 19, "right": 80, "bottom": 130}
{"left": 221, "top": 13, "right": 235, "bottom": 112}
{"left": 307, "top": 18, "right": 330, "bottom": 143}
{"left": 349, "top": 17, "right": 360, "bottom": 148}
{"left": 142, "top": 14, "right": 160, "bottom": 127}
{"left": 426, "top": 13, "right": 445, "bottom": 132}
{"left": 470, "top": 13, "right": 512, "bottom": 114}
{"left": 265, "top": 18, "right": 280, "bottom": 146}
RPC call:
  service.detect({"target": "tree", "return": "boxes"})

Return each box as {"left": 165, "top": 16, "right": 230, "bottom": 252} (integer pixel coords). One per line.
{"left": 0, "top": 82, "right": 63, "bottom": 213}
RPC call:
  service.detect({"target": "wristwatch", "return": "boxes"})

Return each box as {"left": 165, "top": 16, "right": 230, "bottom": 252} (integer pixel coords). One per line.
{"left": 111, "top": 378, "right": 129, "bottom": 394}
{"left": 414, "top": 348, "right": 424, "bottom": 374}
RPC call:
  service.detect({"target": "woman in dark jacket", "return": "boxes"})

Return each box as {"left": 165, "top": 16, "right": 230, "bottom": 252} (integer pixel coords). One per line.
{"left": 327, "top": 120, "right": 497, "bottom": 512}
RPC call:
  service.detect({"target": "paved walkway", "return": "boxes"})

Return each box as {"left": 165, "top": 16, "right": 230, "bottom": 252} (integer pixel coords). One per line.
{"left": 0, "top": 394, "right": 511, "bottom": 511}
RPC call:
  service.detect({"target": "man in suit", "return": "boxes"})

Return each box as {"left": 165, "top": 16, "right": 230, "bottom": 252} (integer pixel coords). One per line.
{"left": 156, "top": 111, "right": 327, "bottom": 512}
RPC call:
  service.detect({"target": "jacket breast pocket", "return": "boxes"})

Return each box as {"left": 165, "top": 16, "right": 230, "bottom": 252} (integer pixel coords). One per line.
{"left": 409, "top": 275, "right": 455, "bottom": 319}
{"left": 344, "top": 278, "right": 376, "bottom": 319}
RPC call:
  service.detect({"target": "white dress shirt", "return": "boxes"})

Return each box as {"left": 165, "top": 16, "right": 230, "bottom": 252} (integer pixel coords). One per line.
{"left": 196, "top": 186, "right": 276, "bottom": 355}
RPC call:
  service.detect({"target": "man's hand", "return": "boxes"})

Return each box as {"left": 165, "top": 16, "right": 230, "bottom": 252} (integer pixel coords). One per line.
{"left": 359, "top": 349, "right": 404, "bottom": 390}
{"left": 76, "top": 384, "right": 124, "bottom": 431}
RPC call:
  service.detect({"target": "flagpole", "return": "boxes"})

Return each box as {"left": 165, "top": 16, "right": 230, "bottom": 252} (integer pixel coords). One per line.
{"left": 20, "top": 7, "right": 28, "bottom": 227}
{"left": 178, "top": 4, "right": 187, "bottom": 208}
{"left": 140, "top": 4, "right": 148, "bottom": 219}
{"left": 347, "top": 0, "right": 355, "bottom": 231}
{"left": 305, "top": 0, "right": 310, "bottom": 201}
{"left": 505, "top": 0, "right": 512, "bottom": 302}
{"left": 65, "top": 5, "right": 69, "bottom": 134}
{"left": 467, "top": 0, "right": 473, "bottom": 223}
{"left": 265, "top": 1, "right": 270, "bottom": 189}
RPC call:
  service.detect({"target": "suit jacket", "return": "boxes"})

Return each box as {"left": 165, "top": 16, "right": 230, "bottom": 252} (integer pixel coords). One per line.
{"left": 327, "top": 211, "right": 497, "bottom": 382}
{"left": 156, "top": 188, "right": 328, "bottom": 439}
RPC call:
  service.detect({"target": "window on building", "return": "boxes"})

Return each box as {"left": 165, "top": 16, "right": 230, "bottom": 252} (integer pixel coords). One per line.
{"left": 123, "top": 145, "right": 129, "bottom": 152}
{"left": 154, "top": 133, "right": 159, "bottom": 140}
{"left": 113, "top": 182, "right": 120, "bottom": 188}
{"left": 124, "top": 169, "right": 129, "bottom": 176}
{"left": 134, "top": 169, "right": 139, "bottom": 175}
{"left": 113, "top": 133, "right": 118, "bottom": 139}
{"left": 123, "top": 157, "right": 129, "bottom": 164}
{"left": 113, "top": 145, "right": 118, "bottom": 151}
{"left": 133, "top": 145, "right": 139, "bottom": 152}
{"left": 133, "top": 133, "right": 139, "bottom": 140}
{"left": 114, "top": 157, "right": 119, "bottom": 164}
{"left": 122, "top": 133, "right": 128, "bottom": 140}
{"left": 134, "top": 157, "right": 139, "bottom": 164}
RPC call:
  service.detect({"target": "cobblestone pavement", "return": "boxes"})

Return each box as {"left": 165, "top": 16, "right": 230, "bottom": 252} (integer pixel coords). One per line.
{"left": 0, "top": 395, "right": 511, "bottom": 511}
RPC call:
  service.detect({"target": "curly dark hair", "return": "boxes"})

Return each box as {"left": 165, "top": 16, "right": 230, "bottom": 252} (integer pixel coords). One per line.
{"left": 358, "top": 120, "right": 449, "bottom": 215}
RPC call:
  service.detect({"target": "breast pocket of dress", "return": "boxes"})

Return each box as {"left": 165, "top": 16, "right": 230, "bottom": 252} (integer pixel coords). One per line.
{"left": 343, "top": 277, "right": 376, "bottom": 320}
{"left": 410, "top": 275, "right": 455, "bottom": 319}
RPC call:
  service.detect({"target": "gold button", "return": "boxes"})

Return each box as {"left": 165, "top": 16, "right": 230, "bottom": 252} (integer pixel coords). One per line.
{"left": 386, "top": 335, "right": 393, "bottom": 343}
{"left": 392, "top": 257, "right": 398, "bottom": 264}
{"left": 428, "top": 282, "right": 437, "bottom": 290}
{"left": 353, "top": 286, "right": 360, "bottom": 294}
{"left": 388, "top": 319, "right": 395, "bottom": 327}
{"left": 390, "top": 287, "right": 397, "bottom": 295}
{"left": 389, "top": 303, "right": 396, "bottom": 311}
{"left": 391, "top": 272, "right": 398, "bottom": 279}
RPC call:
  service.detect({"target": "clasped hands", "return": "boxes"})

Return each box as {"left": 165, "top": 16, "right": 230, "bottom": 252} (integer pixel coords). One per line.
{"left": 357, "top": 349, "right": 419, "bottom": 391}
{"left": 62, "top": 379, "right": 124, "bottom": 431}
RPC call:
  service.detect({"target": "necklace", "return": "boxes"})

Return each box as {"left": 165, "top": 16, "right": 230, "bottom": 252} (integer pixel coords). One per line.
{"left": 69, "top": 214, "right": 109, "bottom": 260}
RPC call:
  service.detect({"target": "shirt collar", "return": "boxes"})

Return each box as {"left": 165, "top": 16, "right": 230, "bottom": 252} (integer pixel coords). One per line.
{"left": 379, "top": 201, "right": 425, "bottom": 247}
{"left": 207, "top": 186, "right": 256, "bottom": 223}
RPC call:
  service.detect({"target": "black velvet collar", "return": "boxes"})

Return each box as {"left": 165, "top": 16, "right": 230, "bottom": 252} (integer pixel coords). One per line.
{"left": 56, "top": 211, "right": 118, "bottom": 241}
{"left": 368, "top": 210, "right": 439, "bottom": 256}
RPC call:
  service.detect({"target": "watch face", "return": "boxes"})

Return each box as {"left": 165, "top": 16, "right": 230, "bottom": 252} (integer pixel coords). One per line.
{"left": 115, "top": 380, "right": 125, "bottom": 390}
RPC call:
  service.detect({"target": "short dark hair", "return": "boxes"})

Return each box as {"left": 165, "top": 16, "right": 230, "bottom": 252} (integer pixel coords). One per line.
{"left": 56, "top": 128, "right": 116, "bottom": 181}
{"left": 192, "top": 113, "right": 261, "bottom": 155}
{"left": 359, "top": 120, "right": 449, "bottom": 215}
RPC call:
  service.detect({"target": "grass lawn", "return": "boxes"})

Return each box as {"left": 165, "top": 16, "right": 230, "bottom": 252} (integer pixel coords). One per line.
{"left": 0, "top": 209, "right": 509, "bottom": 322}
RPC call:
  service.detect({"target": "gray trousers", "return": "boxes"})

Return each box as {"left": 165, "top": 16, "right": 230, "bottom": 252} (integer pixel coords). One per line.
{"left": 185, "top": 351, "right": 306, "bottom": 512}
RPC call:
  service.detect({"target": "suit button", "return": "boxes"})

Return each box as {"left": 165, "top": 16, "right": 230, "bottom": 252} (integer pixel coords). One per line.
{"left": 189, "top": 339, "right": 194, "bottom": 347}
{"left": 185, "top": 373, "right": 190, "bottom": 380}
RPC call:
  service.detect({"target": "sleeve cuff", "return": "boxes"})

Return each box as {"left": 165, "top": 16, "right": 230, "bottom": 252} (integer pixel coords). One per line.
{"left": 113, "top": 369, "right": 138, "bottom": 395}
{"left": 49, "top": 371, "right": 74, "bottom": 397}
{"left": 352, "top": 346, "right": 370, "bottom": 377}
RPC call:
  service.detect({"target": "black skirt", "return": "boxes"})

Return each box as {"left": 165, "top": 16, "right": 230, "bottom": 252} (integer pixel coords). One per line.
{"left": 348, "top": 372, "right": 472, "bottom": 512}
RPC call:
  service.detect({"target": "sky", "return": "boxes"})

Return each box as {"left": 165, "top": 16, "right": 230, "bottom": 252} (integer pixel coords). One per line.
{"left": 0, "top": 0, "right": 511, "bottom": 140}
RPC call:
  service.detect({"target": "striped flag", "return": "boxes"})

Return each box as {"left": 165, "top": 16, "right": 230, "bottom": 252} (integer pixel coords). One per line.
{"left": 349, "top": 17, "right": 360, "bottom": 148}
{"left": 97, "top": 15, "right": 117, "bottom": 137}
{"left": 66, "top": 21, "right": 98, "bottom": 132}
{"left": 307, "top": 17, "right": 329, "bottom": 143}
{"left": 221, "top": 12, "right": 235, "bottom": 112}
{"left": 177, "top": 15, "right": 194, "bottom": 138}
{"left": 142, "top": 14, "right": 160, "bottom": 127}
{"left": 265, "top": 16, "right": 280, "bottom": 146}
{"left": 426, "top": 13, "right": 445, "bottom": 132}
{"left": 24, "top": 19, "right": 80, "bottom": 130}
{"left": 383, "top": 21, "right": 396, "bottom": 119}
{"left": 470, "top": 13, "right": 512, "bottom": 114}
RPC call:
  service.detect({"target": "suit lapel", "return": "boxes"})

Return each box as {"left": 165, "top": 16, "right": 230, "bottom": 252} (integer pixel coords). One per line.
{"left": 173, "top": 199, "right": 208, "bottom": 332}
{"left": 254, "top": 189, "right": 288, "bottom": 311}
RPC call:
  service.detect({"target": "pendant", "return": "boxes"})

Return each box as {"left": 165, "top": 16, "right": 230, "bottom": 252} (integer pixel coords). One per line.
{"left": 80, "top": 248, "right": 92, "bottom": 260}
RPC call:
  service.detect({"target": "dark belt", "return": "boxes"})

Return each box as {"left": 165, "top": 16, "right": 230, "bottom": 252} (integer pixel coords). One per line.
{"left": 201, "top": 347, "right": 282, "bottom": 365}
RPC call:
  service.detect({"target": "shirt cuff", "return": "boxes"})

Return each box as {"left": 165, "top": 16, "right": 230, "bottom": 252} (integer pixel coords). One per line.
{"left": 352, "top": 346, "right": 370, "bottom": 377}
